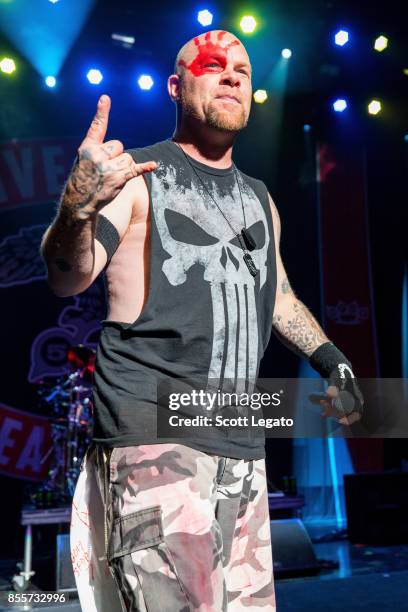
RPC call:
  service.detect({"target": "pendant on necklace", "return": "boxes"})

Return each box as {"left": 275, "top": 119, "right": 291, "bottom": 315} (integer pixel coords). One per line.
{"left": 241, "top": 228, "right": 256, "bottom": 252}
{"left": 243, "top": 252, "right": 259, "bottom": 277}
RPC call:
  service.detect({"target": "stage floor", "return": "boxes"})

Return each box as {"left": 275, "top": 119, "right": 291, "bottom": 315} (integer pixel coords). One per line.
{"left": 274, "top": 520, "right": 408, "bottom": 611}
{"left": 0, "top": 521, "right": 407, "bottom": 611}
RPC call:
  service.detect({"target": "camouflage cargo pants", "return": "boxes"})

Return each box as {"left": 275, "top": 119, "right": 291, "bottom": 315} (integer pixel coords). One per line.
{"left": 70, "top": 443, "right": 276, "bottom": 611}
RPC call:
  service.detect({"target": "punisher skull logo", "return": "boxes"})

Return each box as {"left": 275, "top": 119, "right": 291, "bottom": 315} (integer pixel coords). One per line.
{"left": 152, "top": 165, "right": 269, "bottom": 393}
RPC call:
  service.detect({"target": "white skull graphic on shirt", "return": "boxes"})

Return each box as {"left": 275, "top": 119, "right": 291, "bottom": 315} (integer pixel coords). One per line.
{"left": 151, "top": 165, "right": 269, "bottom": 391}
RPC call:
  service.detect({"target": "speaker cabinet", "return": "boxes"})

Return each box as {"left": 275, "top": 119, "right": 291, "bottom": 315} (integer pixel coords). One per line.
{"left": 56, "top": 534, "right": 76, "bottom": 592}
{"left": 270, "top": 518, "right": 319, "bottom": 577}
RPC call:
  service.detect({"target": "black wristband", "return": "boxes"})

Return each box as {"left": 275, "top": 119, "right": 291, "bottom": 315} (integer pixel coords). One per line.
{"left": 309, "top": 342, "right": 352, "bottom": 378}
{"left": 310, "top": 342, "right": 363, "bottom": 418}
{"left": 95, "top": 214, "right": 120, "bottom": 262}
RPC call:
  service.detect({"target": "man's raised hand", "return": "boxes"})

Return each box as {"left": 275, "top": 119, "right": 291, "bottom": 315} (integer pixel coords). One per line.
{"left": 64, "top": 95, "right": 157, "bottom": 218}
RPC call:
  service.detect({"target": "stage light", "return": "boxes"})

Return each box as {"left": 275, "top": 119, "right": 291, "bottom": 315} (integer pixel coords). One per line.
{"left": 138, "top": 74, "right": 154, "bottom": 90}
{"left": 0, "top": 57, "right": 16, "bottom": 74}
{"left": 111, "top": 33, "right": 135, "bottom": 47}
{"left": 374, "top": 35, "right": 388, "bottom": 52}
{"left": 87, "top": 69, "right": 103, "bottom": 84}
{"left": 333, "top": 98, "right": 347, "bottom": 112}
{"left": 48, "top": 0, "right": 60, "bottom": 3}
{"left": 0, "top": 0, "right": 96, "bottom": 79}
{"left": 45, "top": 75, "right": 56, "bottom": 87}
{"left": 368, "top": 99, "right": 381, "bottom": 115}
{"left": 197, "top": 10, "right": 213, "bottom": 26}
{"left": 240, "top": 16, "right": 256, "bottom": 33}
{"left": 253, "top": 89, "right": 267, "bottom": 103}
{"left": 303, "top": 124, "right": 311, "bottom": 132}
{"left": 404, "top": 134, "right": 408, "bottom": 143}
{"left": 281, "top": 48, "right": 292, "bottom": 59}
{"left": 334, "top": 30, "right": 349, "bottom": 46}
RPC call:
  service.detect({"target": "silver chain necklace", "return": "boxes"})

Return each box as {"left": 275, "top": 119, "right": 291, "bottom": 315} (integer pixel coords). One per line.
{"left": 174, "top": 142, "right": 259, "bottom": 277}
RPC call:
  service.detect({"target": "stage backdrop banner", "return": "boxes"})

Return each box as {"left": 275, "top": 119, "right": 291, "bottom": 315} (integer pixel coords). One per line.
{"left": 317, "top": 142, "right": 383, "bottom": 471}
{"left": 0, "top": 403, "right": 52, "bottom": 481}
{"left": 0, "top": 137, "right": 103, "bottom": 482}
{"left": 0, "top": 138, "right": 78, "bottom": 210}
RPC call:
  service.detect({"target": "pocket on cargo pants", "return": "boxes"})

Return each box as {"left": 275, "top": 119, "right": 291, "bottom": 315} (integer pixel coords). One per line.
{"left": 107, "top": 504, "right": 191, "bottom": 612}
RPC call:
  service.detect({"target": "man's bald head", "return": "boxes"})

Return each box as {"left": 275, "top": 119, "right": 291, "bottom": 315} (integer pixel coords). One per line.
{"left": 174, "top": 30, "right": 251, "bottom": 76}
{"left": 169, "top": 30, "right": 253, "bottom": 133}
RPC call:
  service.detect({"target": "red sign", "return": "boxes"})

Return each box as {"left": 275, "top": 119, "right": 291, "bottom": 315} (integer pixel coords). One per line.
{"left": 0, "top": 138, "right": 77, "bottom": 209}
{"left": 0, "top": 403, "right": 52, "bottom": 481}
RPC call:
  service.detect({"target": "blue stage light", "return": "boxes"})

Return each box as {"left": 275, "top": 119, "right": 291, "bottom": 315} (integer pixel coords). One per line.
{"left": 138, "top": 74, "right": 154, "bottom": 90}
{"left": 281, "top": 48, "right": 292, "bottom": 59}
{"left": 303, "top": 124, "right": 311, "bottom": 132}
{"left": 0, "top": 0, "right": 97, "bottom": 79}
{"left": 45, "top": 75, "right": 56, "bottom": 87}
{"left": 197, "top": 10, "right": 213, "bottom": 26}
{"left": 334, "top": 30, "right": 349, "bottom": 46}
{"left": 333, "top": 98, "right": 347, "bottom": 112}
{"left": 87, "top": 69, "right": 103, "bottom": 85}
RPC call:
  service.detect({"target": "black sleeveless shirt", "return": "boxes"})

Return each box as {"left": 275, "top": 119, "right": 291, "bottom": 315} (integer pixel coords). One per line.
{"left": 92, "top": 139, "right": 277, "bottom": 459}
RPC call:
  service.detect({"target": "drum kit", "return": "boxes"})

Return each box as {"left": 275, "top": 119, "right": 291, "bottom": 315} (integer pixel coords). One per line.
{"left": 27, "top": 346, "right": 95, "bottom": 509}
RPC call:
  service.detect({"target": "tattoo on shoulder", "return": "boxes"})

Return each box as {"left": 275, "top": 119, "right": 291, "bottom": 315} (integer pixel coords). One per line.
{"left": 55, "top": 258, "right": 72, "bottom": 273}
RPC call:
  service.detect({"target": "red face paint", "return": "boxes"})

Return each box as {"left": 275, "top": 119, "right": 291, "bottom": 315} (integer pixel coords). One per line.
{"left": 178, "top": 31, "right": 240, "bottom": 77}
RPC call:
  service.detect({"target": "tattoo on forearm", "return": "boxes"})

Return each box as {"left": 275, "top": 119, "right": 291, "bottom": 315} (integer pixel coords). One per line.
{"left": 273, "top": 300, "right": 328, "bottom": 357}
{"left": 41, "top": 207, "right": 96, "bottom": 282}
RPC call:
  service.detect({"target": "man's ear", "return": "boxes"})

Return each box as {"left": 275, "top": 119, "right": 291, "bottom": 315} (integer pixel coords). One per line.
{"left": 167, "top": 74, "right": 181, "bottom": 103}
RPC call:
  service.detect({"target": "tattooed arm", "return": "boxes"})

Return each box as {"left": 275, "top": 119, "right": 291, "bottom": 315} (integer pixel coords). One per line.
{"left": 40, "top": 95, "right": 157, "bottom": 297}
{"left": 41, "top": 171, "right": 136, "bottom": 297}
{"left": 268, "top": 194, "right": 329, "bottom": 358}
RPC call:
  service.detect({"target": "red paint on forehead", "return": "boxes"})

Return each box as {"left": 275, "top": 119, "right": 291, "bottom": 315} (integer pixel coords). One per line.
{"left": 178, "top": 31, "right": 241, "bottom": 77}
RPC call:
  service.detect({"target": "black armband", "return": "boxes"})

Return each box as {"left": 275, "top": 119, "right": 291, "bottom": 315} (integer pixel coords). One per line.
{"left": 309, "top": 342, "right": 364, "bottom": 418}
{"left": 95, "top": 214, "right": 120, "bottom": 262}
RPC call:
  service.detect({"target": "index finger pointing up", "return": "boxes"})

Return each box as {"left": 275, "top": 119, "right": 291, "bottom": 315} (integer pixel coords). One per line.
{"left": 86, "top": 94, "right": 111, "bottom": 143}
